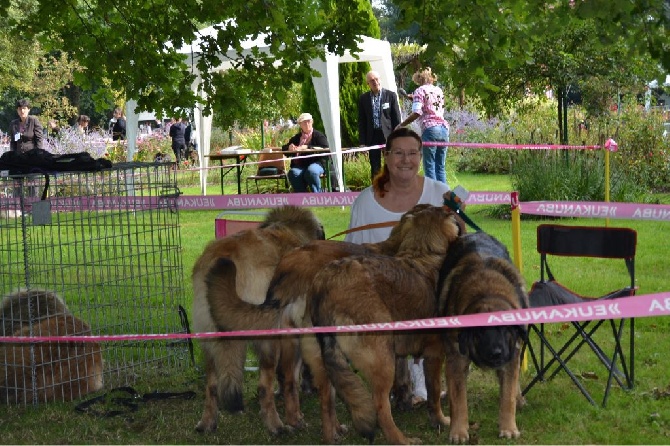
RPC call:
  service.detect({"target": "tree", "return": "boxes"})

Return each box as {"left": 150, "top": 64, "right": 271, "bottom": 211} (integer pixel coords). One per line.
{"left": 210, "top": 69, "right": 302, "bottom": 129}
{"left": 391, "top": 0, "right": 669, "bottom": 140}
{"left": 3, "top": 0, "right": 372, "bottom": 117}
{"left": 301, "top": 0, "right": 380, "bottom": 147}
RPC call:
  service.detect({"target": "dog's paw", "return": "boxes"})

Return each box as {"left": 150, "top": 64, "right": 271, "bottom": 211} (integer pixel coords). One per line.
{"left": 499, "top": 427, "right": 521, "bottom": 439}
{"left": 428, "top": 412, "right": 450, "bottom": 428}
{"left": 448, "top": 429, "right": 469, "bottom": 444}
{"left": 408, "top": 436, "right": 423, "bottom": 445}
{"left": 287, "top": 417, "right": 307, "bottom": 431}
{"left": 195, "top": 419, "right": 217, "bottom": 433}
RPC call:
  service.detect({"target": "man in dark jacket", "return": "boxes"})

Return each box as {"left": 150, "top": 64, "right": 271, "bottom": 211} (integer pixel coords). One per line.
{"left": 169, "top": 117, "right": 187, "bottom": 163}
{"left": 9, "top": 99, "right": 43, "bottom": 153}
{"left": 282, "top": 112, "right": 329, "bottom": 192}
{"left": 358, "top": 70, "right": 401, "bottom": 180}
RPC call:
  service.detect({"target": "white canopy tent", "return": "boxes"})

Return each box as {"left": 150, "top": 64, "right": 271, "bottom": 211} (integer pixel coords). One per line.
{"left": 125, "top": 26, "right": 397, "bottom": 194}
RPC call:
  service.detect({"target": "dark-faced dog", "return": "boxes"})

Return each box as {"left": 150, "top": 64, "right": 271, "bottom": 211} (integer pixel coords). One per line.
{"left": 437, "top": 231, "right": 528, "bottom": 443}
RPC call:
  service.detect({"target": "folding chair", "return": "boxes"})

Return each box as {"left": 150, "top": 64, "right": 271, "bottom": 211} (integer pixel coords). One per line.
{"left": 214, "top": 210, "right": 266, "bottom": 238}
{"left": 245, "top": 151, "right": 288, "bottom": 194}
{"left": 522, "top": 224, "right": 637, "bottom": 406}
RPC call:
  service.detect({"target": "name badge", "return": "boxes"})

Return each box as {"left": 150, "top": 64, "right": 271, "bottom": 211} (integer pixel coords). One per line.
{"left": 14, "top": 133, "right": 21, "bottom": 141}
{"left": 382, "top": 102, "right": 390, "bottom": 110}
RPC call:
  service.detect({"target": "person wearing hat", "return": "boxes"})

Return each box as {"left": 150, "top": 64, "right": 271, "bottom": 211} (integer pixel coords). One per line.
{"left": 281, "top": 112, "right": 329, "bottom": 192}
{"left": 9, "top": 98, "right": 43, "bottom": 153}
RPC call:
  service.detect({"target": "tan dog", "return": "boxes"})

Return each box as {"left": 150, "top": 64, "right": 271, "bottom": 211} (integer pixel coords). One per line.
{"left": 437, "top": 231, "right": 529, "bottom": 443}
{"left": 192, "top": 205, "right": 324, "bottom": 433}
{"left": 0, "top": 289, "right": 104, "bottom": 404}
{"left": 308, "top": 205, "right": 461, "bottom": 445}
{"left": 203, "top": 204, "right": 449, "bottom": 441}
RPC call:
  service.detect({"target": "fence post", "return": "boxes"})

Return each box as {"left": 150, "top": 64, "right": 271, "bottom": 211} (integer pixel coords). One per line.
{"left": 510, "top": 191, "right": 523, "bottom": 274}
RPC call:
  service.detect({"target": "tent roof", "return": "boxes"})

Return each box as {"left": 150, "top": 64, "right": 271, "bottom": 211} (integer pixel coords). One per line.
{"left": 127, "top": 26, "right": 397, "bottom": 194}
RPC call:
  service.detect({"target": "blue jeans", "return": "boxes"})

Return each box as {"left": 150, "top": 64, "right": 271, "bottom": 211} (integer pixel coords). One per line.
{"left": 421, "top": 125, "right": 449, "bottom": 184}
{"left": 288, "top": 163, "right": 325, "bottom": 192}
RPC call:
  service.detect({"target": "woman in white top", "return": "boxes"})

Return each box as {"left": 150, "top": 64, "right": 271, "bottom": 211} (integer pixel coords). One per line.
{"left": 344, "top": 126, "right": 450, "bottom": 405}
{"left": 345, "top": 127, "right": 450, "bottom": 244}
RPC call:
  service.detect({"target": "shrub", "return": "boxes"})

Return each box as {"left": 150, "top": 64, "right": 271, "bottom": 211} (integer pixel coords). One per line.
{"left": 43, "top": 126, "right": 109, "bottom": 159}
{"left": 342, "top": 152, "right": 372, "bottom": 191}
{"left": 604, "top": 102, "right": 670, "bottom": 192}
{"left": 133, "top": 134, "right": 174, "bottom": 163}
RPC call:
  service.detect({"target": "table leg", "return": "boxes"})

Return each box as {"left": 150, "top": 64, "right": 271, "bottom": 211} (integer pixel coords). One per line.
{"left": 219, "top": 160, "right": 225, "bottom": 195}
{"left": 325, "top": 154, "right": 332, "bottom": 192}
{"left": 236, "top": 157, "right": 242, "bottom": 195}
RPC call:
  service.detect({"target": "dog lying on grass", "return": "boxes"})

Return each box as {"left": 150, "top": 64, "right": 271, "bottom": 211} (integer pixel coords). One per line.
{"left": 0, "top": 289, "right": 104, "bottom": 404}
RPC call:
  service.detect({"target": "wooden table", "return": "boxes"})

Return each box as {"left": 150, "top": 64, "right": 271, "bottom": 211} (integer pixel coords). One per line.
{"left": 206, "top": 147, "right": 332, "bottom": 194}
{"left": 206, "top": 148, "right": 253, "bottom": 195}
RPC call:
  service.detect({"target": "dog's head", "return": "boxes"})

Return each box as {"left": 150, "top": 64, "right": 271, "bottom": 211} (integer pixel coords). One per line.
{"left": 260, "top": 205, "right": 325, "bottom": 241}
{"left": 457, "top": 325, "right": 526, "bottom": 369}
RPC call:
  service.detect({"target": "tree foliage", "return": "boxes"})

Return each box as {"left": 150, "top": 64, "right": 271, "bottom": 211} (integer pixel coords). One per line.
{"left": 3, "top": 0, "right": 372, "bottom": 116}
{"left": 390, "top": 0, "right": 669, "bottom": 118}
{"left": 301, "top": 0, "right": 379, "bottom": 147}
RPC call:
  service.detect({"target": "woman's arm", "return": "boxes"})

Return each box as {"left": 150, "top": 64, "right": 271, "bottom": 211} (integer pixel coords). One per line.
{"left": 397, "top": 112, "right": 420, "bottom": 129}
{"left": 308, "top": 130, "right": 329, "bottom": 149}
{"left": 32, "top": 117, "right": 44, "bottom": 150}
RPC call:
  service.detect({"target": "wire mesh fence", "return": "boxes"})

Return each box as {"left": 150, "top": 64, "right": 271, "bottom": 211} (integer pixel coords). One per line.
{"left": 0, "top": 162, "right": 192, "bottom": 405}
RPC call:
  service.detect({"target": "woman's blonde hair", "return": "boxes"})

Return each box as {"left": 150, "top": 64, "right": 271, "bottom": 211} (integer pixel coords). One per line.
{"left": 412, "top": 67, "right": 437, "bottom": 85}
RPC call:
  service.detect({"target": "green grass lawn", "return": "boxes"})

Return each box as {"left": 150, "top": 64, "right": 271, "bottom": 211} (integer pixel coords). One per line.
{"left": 2, "top": 172, "right": 670, "bottom": 444}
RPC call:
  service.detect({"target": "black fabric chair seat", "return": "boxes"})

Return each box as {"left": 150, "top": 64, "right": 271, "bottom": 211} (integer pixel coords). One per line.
{"left": 522, "top": 224, "right": 637, "bottom": 407}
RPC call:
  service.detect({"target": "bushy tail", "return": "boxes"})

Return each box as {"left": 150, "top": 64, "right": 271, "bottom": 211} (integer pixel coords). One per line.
{"left": 201, "top": 257, "right": 279, "bottom": 413}
{"left": 318, "top": 333, "right": 377, "bottom": 443}
{"left": 205, "top": 257, "right": 281, "bottom": 332}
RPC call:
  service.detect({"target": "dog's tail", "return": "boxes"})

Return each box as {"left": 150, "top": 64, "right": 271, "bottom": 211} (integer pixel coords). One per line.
{"left": 318, "top": 333, "right": 377, "bottom": 443}
{"left": 202, "top": 257, "right": 281, "bottom": 413}
{"left": 205, "top": 257, "right": 281, "bottom": 332}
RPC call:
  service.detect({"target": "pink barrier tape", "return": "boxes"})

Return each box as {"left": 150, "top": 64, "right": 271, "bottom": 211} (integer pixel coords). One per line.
{"left": 521, "top": 200, "right": 670, "bottom": 221}
{"left": 2, "top": 291, "right": 669, "bottom": 344}
{"left": 178, "top": 192, "right": 359, "bottom": 210}
{"left": 176, "top": 191, "right": 511, "bottom": 210}
{"left": 422, "top": 141, "right": 608, "bottom": 150}
{"left": 195, "top": 140, "right": 607, "bottom": 173}
{"left": 0, "top": 191, "right": 509, "bottom": 212}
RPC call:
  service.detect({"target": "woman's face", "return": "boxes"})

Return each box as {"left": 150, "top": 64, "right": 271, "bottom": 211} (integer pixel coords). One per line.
{"left": 17, "top": 106, "right": 29, "bottom": 121}
{"left": 384, "top": 136, "right": 422, "bottom": 181}
{"left": 299, "top": 119, "right": 313, "bottom": 133}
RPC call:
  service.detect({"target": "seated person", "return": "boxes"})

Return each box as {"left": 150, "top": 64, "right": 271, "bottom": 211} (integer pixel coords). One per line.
{"left": 282, "top": 112, "right": 329, "bottom": 192}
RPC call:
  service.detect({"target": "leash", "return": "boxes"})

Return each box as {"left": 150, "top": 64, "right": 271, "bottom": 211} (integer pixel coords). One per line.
{"left": 75, "top": 386, "right": 196, "bottom": 419}
{"left": 328, "top": 186, "right": 481, "bottom": 239}
{"left": 443, "top": 189, "right": 483, "bottom": 232}
{"left": 327, "top": 221, "right": 398, "bottom": 240}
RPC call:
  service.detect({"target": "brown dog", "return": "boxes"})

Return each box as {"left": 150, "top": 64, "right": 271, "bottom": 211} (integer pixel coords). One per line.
{"left": 192, "top": 205, "right": 324, "bottom": 434}
{"left": 436, "top": 231, "right": 529, "bottom": 443}
{"left": 308, "top": 205, "right": 461, "bottom": 444}
{"left": 203, "top": 204, "right": 448, "bottom": 442}
{"left": 0, "top": 289, "right": 104, "bottom": 404}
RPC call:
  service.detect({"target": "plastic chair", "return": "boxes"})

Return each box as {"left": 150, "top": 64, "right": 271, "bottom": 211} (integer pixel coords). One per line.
{"left": 522, "top": 224, "right": 637, "bottom": 406}
{"left": 245, "top": 151, "right": 288, "bottom": 194}
{"left": 214, "top": 211, "right": 266, "bottom": 238}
